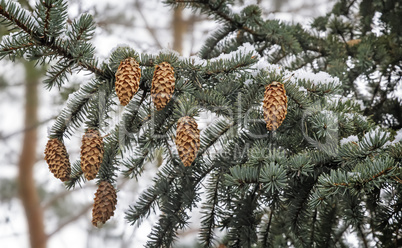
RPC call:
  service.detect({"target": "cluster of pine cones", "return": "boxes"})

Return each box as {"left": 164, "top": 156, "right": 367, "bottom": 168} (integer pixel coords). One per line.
{"left": 115, "top": 57, "right": 201, "bottom": 167}
{"left": 44, "top": 57, "right": 288, "bottom": 228}
{"left": 44, "top": 129, "right": 116, "bottom": 227}
{"left": 115, "top": 57, "right": 176, "bottom": 110}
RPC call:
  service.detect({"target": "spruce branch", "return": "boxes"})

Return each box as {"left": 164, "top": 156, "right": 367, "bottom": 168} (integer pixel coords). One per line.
{"left": 0, "top": 40, "right": 33, "bottom": 51}
{"left": 167, "top": 0, "right": 259, "bottom": 35}
{"left": 0, "top": 32, "right": 35, "bottom": 59}
{"left": 96, "top": 130, "right": 120, "bottom": 184}
{"left": 198, "top": 119, "right": 234, "bottom": 155}
{"left": 288, "top": 173, "right": 322, "bottom": 241}
{"left": 145, "top": 167, "right": 199, "bottom": 247}
{"left": 204, "top": 50, "right": 258, "bottom": 75}
{"left": 260, "top": 208, "right": 274, "bottom": 246}
{"left": 49, "top": 78, "right": 109, "bottom": 138}
{"left": 0, "top": 2, "right": 37, "bottom": 34}
{"left": 35, "top": 0, "right": 68, "bottom": 39}
{"left": 125, "top": 142, "right": 186, "bottom": 227}
{"left": 122, "top": 90, "right": 149, "bottom": 142}
{"left": 121, "top": 150, "right": 149, "bottom": 179}
{"left": 199, "top": 24, "right": 236, "bottom": 59}
{"left": 126, "top": 120, "right": 238, "bottom": 231}
{"left": 0, "top": 1, "right": 105, "bottom": 77}
{"left": 42, "top": 38, "right": 104, "bottom": 77}
{"left": 226, "top": 177, "right": 261, "bottom": 247}
{"left": 43, "top": 59, "right": 74, "bottom": 89}
{"left": 67, "top": 13, "right": 95, "bottom": 42}
{"left": 0, "top": 0, "right": 400, "bottom": 245}
{"left": 310, "top": 157, "right": 398, "bottom": 208}
{"left": 199, "top": 171, "right": 221, "bottom": 247}
{"left": 65, "top": 160, "right": 83, "bottom": 190}
{"left": 144, "top": 157, "right": 222, "bottom": 247}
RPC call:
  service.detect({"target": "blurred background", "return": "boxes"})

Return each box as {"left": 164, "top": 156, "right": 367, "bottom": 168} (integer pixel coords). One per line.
{"left": 0, "top": 0, "right": 335, "bottom": 247}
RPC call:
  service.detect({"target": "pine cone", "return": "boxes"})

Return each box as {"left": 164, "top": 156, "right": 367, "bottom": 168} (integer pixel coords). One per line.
{"left": 92, "top": 181, "right": 117, "bottom": 227}
{"left": 175, "top": 116, "right": 200, "bottom": 167}
{"left": 151, "top": 62, "right": 175, "bottom": 110}
{"left": 346, "top": 39, "right": 361, "bottom": 47}
{"left": 44, "top": 138, "right": 71, "bottom": 182}
{"left": 115, "top": 57, "right": 141, "bottom": 106}
{"left": 262, "top": 81, "right": 288, "bottom": 131}
{"left": 80, "top": 129, "right": 104, "bottom": 181}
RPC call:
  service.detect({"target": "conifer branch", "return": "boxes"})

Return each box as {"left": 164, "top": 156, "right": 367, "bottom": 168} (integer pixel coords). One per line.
{"left": 0, "top": 5, "right": 34, "bottom": 34}
{"left": 289, "top": 174, "right": 321, "bottom": 235}
{"left": 310, "top": 209, "right": 317, "bottom": 246}
{"left": 198, "top": 120, "right": 234, "bottom": 155}
{"left": 43, "top": 39, "right": 104, "bottom": 76}
{"left": 127, "top": 120, "right": 238, "bottom": 234}
{"left": 199, "top": 24, "right": 236, "bottom": 59}
{"left": 357, "top": 224, "right": 369, "bottom": 248}
{"left": 0, "top": 2, "right": 105, "bottom": 77}
{"left": 200, "top": 171, "right": 222, "bottom": 247}
{"left": 123, "top": 89, "right": 149, "bottom": 134}
{"left": 42, "top": 2, "right": 51, "bottom": 39}
{"left": 65, "top": 160, "right": 83, "bottom": 190}
{"left": 44, "top": 59, "right": 74, "bottom": 89}
{"left": 330, "top": 167, "right": 393, "bottom": 188}
{"left": 1, "top": 41, "right": 33, "bottom": 52}
{"left": 261, "top": 209, "right": 274, "bottom": 246}
{"left": 1, "top": 0, "right": 401, "bottom": 246}
{"left": 49, "top": 79, "right": 106, "bottom": 138}
{"left": 170, "top": 0, "right": 259, "bottom": 35}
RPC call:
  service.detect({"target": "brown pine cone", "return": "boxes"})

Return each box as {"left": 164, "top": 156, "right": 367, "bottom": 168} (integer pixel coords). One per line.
{"left": 175, "top": 116, "right": 200, "bottom": 167}
{"left": 151, "top": 62, "right": 175, "bottom": 110}
{"left": 115, "top": 57, "right": 141, "bottom": 106}
{"left": 262, "top": 81, "right": 288, "bottom": 131}
{"left": 44, "top": 138, "right": 71, "bottom": 182}
{"left": 80, "top": 129, "right": 104, "bottom": 181}
{"left": 92, "top": 181, "right": 117, "bottom": 227}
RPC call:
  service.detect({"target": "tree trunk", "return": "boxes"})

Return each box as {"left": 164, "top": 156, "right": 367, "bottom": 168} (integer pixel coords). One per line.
{"left": 17, "top": 61, "right": 47, "bottom": 248}
{"left": 172, "top": 6, "right": 186, "bottom": 54}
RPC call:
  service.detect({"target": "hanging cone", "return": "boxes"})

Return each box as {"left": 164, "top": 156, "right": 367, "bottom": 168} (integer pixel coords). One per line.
{"left": 115, "top": 57, "right": 141, "bottom": 106}
{"left": 175, "top": 116, "right": 200, "bottom": 167}
{"left": 44, "top": 138, "right": 71, "bottom": 182}
{"left": 151, "top": 62, "right": 175, "bottom": 110}
{"left": 346, "top": 39, "right": 361, "bottom": 47}
{"left": 262, "top": 81, "right": 288, "bottom": 131}
{"left": 92, "top": 181, "right": 117, "bottom": 227}
{"left": 80, "top": 129, "right": 104, "bottom": 181}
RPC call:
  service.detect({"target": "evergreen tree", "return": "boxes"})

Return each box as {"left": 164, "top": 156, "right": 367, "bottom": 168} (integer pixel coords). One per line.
{"left": 0, "top": 0, "right": 401, "bottom": 247}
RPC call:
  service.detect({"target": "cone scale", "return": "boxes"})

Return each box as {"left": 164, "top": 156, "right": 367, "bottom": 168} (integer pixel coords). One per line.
{"left": 262, "top": 81, "right": 288, "bottom": 131}
{"left": 115, "top": 57, "right": 141, "bottom": 106}
{"left": 175, "top": 116, "right": 200, "bottom": 167}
